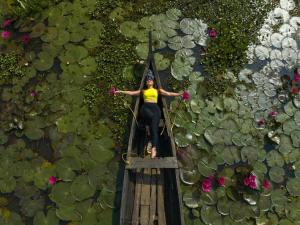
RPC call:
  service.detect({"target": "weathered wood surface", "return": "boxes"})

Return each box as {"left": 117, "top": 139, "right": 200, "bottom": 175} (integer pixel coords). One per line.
{"left": 132, "top": 169, "right": 143, "bottom": 225}
{"left": 157, "top": 169, "right": 166, "bottom": 225}
{"left": 126, "top": 157, "right": 178, "bottom": 169}
{"left": 149, "top": 169, "right": 157, "bottom": 225}
{"left": 140, "top": 168, "right": 151, "bottom": 225}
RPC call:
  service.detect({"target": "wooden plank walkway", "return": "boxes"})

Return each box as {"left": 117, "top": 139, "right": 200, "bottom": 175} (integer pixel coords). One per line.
{"left": 131, "top": 168, "right": 166, "bottom": 225}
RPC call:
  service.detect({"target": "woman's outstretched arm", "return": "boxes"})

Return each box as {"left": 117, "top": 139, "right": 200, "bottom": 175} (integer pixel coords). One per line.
{"left": 115, "top": 90, "right": 141, "bottom": 96}
{"left": 159, "top": 88, "right": 182, "bottom": 97}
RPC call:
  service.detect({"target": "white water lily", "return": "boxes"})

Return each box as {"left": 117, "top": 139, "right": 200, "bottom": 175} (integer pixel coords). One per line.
{"left": 282, "top": 37, "right": 297, "bottom": 49}
{"left": 271, "top": 33, "right": 284, "bottom": 48}
{"left": 255, "top": 45, "right": 270, "bottom": 60}
{"left": 270, "top": 49, "right": 283, "bottom": 60}
{"left": 280, "top": 0, "right": 295, "bottom": 11}
{"left": 289, "top": 17, "right": 300, "bottom": 30}
{"left": 279, "top": 23, "right": 296, "bottom": 36}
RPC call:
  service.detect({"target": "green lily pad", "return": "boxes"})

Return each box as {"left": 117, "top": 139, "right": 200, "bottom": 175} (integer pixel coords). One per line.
{"left": 56, "top": 205, "right": 81, "bottom": 221}
{"left": 285, "top": 201, "right": 300, "bottom": 221}
{"left": 119, "top": 21, "right": 138, "bottom": 38}
{"left": 0, "top": 211, "right": 24, "bottom": 225}
{"left": 80, "top": 57, "right": 97, "bottom": 75}
{"left": 154, "top": 53, "right": 170, "bottom": 71}
{"left": 200, "top": 190, "right": 217, "bottom": 205}
{"left": 258, "top": 195, "right": 271, "bottom": 211}
{"left": 266, "top": 150, "right": 284, "bottom": 167}
{"left": 224, "top": 98, "right": 238, "bottom": 112}
{"left": 190, "top": 99, "right": 205, "bottom": 113}
{"left": 183, "top": 191, "right": 199, "bottom": 208}
{"left": 41, "top": 27, "right": 58, "bottom": 42}
{"left": 84, "top": 36, "right": 100, "bottom": 49}
{"left": 294, "top": 111, "right": 300, "bottom": 126}
{"left": 269, "top": 166, "right": 285, "bottom": 183}
{"left": 109, "top": 7, "right": 126, "bottom": 21}
{"left": 166, "top": 8, "right": 182, "bottom": 21}
{"left": 291, "top": 130, "right": 300, "bottom": 147}
{"left": 33, "top": 52, "right": 54, "bottom": 71}
{"left": 59, "top": 44, "right": 88, "bottom": 64}
{"left": 0, "top": 177, "right": 16, "bottom": 193}
{"left": 283, "top": 119, "right": 297, "bottom": 135}
{"left": 279, "top": 219, "right": 294, "bottom": 225}
{"left": 243, "top": 192, "right": 258, "bottom": 205}
{"left": 286, "top": 178, "right": 300, "bottom": 196}
{"left": 230, "top": 202, "right": 247, "bottom": 222}
{"left": 201, "top": 205, "right": 222, "bottom": 225}
{"left": 217, "top": 197, "right": 231, "bottom": 215}
{"left": 222, "top": 146, "right": 240, "bottom": 164}
{"left": 241, "top": 146, "right": 258, "bottom": 164}
{"left": 33, "top": 209, "right": 59, "bottom": 225}
{"left": 279, "top": 134, "right": 293, "bottom": 155}
{"left": 284, "top": 101, "right": 297, "bottom": 116}
{"left": 135, "top": 43, "right": 148, "bottom": 59}
{"left": 30, "top": 22, "right": 46, "bottom": 38}
{"left": 271, "top": 189, "right": 287, "bottom": 207}
{"left": 70, "top": 175, "right": 96, "bottom": 201}
{"left": 19, "top": 195, "right": 44, "bottom": 217}
{"left": 24, "top": 127, "right": 44, "bottom": 140}
{"left": 253, "top": 161, "right": 267, "bottom": 176}
{"left": 49, "top": 182, "right": 76, "bottom": 206}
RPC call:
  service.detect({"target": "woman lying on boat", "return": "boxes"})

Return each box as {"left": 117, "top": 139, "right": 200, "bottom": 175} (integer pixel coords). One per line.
{"left": 115, "top": 69, "right": 183, "bottom": 158}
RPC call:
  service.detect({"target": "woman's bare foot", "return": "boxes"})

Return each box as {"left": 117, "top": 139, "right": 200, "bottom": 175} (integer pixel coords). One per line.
{"left": 151, "top": 147, "right": 157, "bottom": 158}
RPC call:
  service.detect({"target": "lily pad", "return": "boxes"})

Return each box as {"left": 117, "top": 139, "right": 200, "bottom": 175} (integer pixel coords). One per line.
{"left": 154, "top": 53, "right": 170, "bottom": 71}
{"left": 241, "top": 146, "right": 258, "bottom": 164}
{"left": 33, "top": 52, "right": 54, "bottom": 71}
{"left": 286, "top": 178, "right": 300, "bottom": 196}
{"left": 30, "top": 22, "right": 46, "bottom": 38}
{"left": 266, "top": 150, "right": 284, "bottom": 167}
{"left": 290, "top": 130, "right": 300, "bottom": 147}
{"left": 269, "top": 166, "right": 285, "bottom": 183}
{"left": 201, "top": 205, "right": 222, "bottom": 225}
{"left": 33, "top": 209, "right": 59, "bottom": 225}
{"left": 70, "top": 175, "right": 96, "bottom": 201}
{"left": 49, "top": 182, "right": 76, "bottom": 206}
{"left": 230, "top": 202, "right": 247, "bottom": 222}
{"left": 166, "top": 8, "right": 182, "bottom": 21}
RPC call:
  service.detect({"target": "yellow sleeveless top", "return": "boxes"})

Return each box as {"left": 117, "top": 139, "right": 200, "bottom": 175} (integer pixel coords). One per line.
{"left": 143, "top": 87, "right": 158, "bottom": 103}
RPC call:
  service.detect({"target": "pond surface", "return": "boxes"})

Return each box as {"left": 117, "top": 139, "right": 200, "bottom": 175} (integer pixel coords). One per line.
{"left": 0, "top": 0, "right": 300, "bottom": 225}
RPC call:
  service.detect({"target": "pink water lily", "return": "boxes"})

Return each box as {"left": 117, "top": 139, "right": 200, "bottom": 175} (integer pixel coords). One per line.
{"left": 48, "top": 176, "right": 57, "bottom": 185}
{"left": 21, "top": 34, "right": 30, "bottom": 44}
{"left": 201, "top": 178, "right": 212, "bottom": 192}
{"left": 268, "top": 111, "right": 278, "bottom": 117}
{"left": 244, "top": 174, "right": 257, "bottom": 189}
{"left": 1, "top": 31, "right": 10, "bottom": 39}
{"left": 108, "top": 87, "right": 117, "bottom": 96}
{"left": 3, "top": 19, "right": 12, "bottom": 27}
{"left": 182, "top": 91, "right": 190, "bottom": 101}
{"left": 29, "top": 90, "right": 37, "bottom": 97}
{"left": 244, "top": 177, "right": 250, "bottom": 186}
{"left": 208, "top": 28, "right": 217, "bottom": 38}
{"left": 291, "top": 87, "right": 299, "bottom": 94}
{"left": 262, "top": 180, "right": 270, "bottom": 190}
{"left": 218, "top": 176, "right": 225, "bottom": 187}
{"left": 256, "top": 118, "right": 266, "bottom": 126}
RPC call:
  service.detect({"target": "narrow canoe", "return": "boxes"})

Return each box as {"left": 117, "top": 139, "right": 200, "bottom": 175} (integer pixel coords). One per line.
{"left": 119, "top": 32, "right": 185, "bottom": 225}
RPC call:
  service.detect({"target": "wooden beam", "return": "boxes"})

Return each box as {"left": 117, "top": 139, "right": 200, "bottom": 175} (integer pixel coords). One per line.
{"left": 132, "top": 169, "right": 143, "bottom": 225}
{"left": 157, "top": 169, "right": 166, "bottom": 225}
{"left": 148, "top": 169, "right": 157, "bottom": 225}
{"left": 126, "top": 157, "right": 178, "bottom": 169}
{"left": 140, "top": 168, "right": 151, "bottom": 225}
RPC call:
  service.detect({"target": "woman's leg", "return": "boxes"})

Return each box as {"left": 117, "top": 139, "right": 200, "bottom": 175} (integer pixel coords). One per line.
{"left": 149, "top": 105, "right": 161, "bottom": 158}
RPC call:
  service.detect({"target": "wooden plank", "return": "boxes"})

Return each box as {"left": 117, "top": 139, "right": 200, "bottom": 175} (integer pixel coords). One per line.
{"left": 140, "top": 168, "right": 151, "bottom": 225}
{"left": 126, "top": 157, "right": 178, "bottom": 169}
{"left": 148, "top": 169, "right": 157, "bottom": 225}
{"left": 132, "top": 169, "right": 143, "bottom": 225}
{"left": 157, "top": 169, "right": 166, "bottom": 225}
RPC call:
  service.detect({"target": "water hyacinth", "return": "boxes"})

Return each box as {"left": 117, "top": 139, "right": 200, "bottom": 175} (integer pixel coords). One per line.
{"left": 21, "top": 34, "right": 30, "bottom": 44}
{"left": 208, "top": 28, "right": 217, "bottom": 38}
{"left": 108, "top": 87, "right": 117, "bottom": 96}
{"left": 201, "top": 178, "right": 212, "bottom": 192}
{"left": 1, "top": 31, "right": 10, "bottom": 39}
{"left": 48, "top": 176, "right": 57, "bottom": 185}
{"left": 182, "top": 91, "right": 190, "bottom": 101}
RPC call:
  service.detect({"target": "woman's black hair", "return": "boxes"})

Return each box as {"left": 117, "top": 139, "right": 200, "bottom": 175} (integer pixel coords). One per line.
{"left": 143, "top": 69, "right": 157, "bottom": 89}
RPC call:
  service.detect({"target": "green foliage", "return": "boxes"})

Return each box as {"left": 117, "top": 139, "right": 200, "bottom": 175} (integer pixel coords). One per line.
{"left": 0, "top": 52, "right": 24, "bottom": 85}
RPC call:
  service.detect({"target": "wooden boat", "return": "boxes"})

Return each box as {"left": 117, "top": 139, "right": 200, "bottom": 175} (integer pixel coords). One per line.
{"left": 119, "top": 32, "right": 185, "bottom": 225}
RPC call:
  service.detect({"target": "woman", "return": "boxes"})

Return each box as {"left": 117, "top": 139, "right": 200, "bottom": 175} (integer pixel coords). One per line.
{"left": 115, "top": 69, "right": 183, "bottom": 158}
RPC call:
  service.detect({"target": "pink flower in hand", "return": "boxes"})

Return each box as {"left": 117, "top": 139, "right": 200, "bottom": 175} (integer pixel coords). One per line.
{"left": 21, "top": 34, "right": 30, "bottom": 44}
{"left": 48, "top": 176, "right": 57, "bottom": 185}
{"left": 3, "top": 19, "right": 12, "bottom": 27}
{"left": 108, "top": 87, "right": 117, "bottom": 96}
{"left": 218, "top": 176, "right": 225, "bottom": 187}
{"left": 1, "top": 31, "right": 10, "bottom": 39}
{"left": 262, "top": 180, "right": 270, "bottom": 190}
{"left": 208, "top": 28, "right": 217, "bottom": 38}
{"left": 201, "top": 178, "right": 212, "bottom": 192}
{"left": 182, "top": 91, "right": 190, "bottom": 101}
{"left": 268, "top": 111, "right": 278, "bottom": 118}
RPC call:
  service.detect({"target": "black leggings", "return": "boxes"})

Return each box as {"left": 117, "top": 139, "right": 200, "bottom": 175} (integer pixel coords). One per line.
{"left": 139, "top": 103, "right": 161, "bottom": 148}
